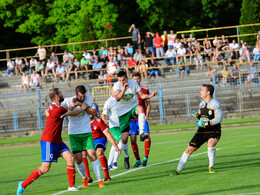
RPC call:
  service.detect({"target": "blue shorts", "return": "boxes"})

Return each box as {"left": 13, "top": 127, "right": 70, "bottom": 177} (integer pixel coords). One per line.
{"left": 94, "top": 138, "right": 108, "bottom": 151}
{"left": 129, "top": 120, "right": 150, "bottom": 135}
{"left": 41, "top": 141, "right": 70, "bottom": 163}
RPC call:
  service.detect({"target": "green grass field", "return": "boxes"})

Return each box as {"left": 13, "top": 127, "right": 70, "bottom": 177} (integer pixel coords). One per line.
{"left": 1, "top": 126, "right": 260, "bottom": 195}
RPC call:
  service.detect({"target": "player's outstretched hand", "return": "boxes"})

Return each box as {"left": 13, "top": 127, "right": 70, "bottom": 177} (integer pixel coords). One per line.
{"left": 152, "top": 91, "right": 158, "bottom": 97}
{"left": 192, "top": 110, "right": 200, "bottom": 118}
{"left": 196, "top": 120, "right": 207, "bottom": 128}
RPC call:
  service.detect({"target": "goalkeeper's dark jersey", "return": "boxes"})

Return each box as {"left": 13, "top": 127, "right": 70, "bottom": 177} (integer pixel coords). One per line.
{"left": 198, "top": 99, "right": 222, "bottom": 132}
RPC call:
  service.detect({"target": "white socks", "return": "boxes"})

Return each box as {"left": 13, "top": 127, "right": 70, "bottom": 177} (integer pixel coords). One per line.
{"left": 208, "top": 147, "right": 216, "bottom": 167}
{"left": 113, "top": 141, "right": 122, "bottom": 163}
{"left": 108, "top": 145, "right": 115, "bottom": 166}
{"left": 121, "top": 142, "right": 129, "bottom": 158}
{"left": 177, "top": 152, "right": 190, "bottom": 171}
{"left": 138, "top": 113, "right": 145, "bottom": 134}
{"left": 75, "top": 162, "right": 86, "bottom": 179}
{"left": 91, "top": 159, "right": 102, "bottom": 181}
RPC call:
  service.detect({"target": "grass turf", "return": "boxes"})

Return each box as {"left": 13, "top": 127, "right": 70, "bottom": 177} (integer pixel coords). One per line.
{"left": 0, "top": 126, "right": 260, "bottom": 194}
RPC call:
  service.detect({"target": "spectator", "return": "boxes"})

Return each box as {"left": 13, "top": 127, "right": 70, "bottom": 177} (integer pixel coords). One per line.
{"left": 92, "top": 48, "right": 98, "bottom": 56}
{"left": 246, "top": 62, "right": 257, "bottom": 84}
{"left": 23, "top": 57, "right": 30, "bottom": 73}
{"left": 221, "top": 66, "right": 229, "bottom": 86}
{"left": 187, "top": 34, "right": 195, "bottom": 45}
{"left": 178, "top": 57, "right": 187, "bottom": 78}
{"left": 190, "top": 45, "right": 196, "bottom": 64}
{"left": 88, "top": 55, "right": 95, "bottom": 70}
{"left": 123, "top": 48, "right": 132, "bottom": 62}
{"left": 35, "top": 61, "right": 44, "bottom": 77}
{"left": 117, "top": 45, "right": 124, "bottom": 65}
{"left": 133, "top": 49, "right": 142, "bottom": 65}
{"left": 173, "top": 39, "right": 182, "bottom": 51}
{"left": 139, "top": 60, "right": 148, "bottom": 79}
{"left": 257, "top": 31, "right": 260, "bottom": 42}
{"left": 126, "top": 56, "right": 136, "bottom": 76}
{"left": 164, "top": 46, "right": 176, "bottom": 65}
{"left": 229, "top": 39, "right": 239, "bottom": 59}
{"left": 54, "top": 63, "right": 65, "bottom": 83}
{"left": 253, "top": 42, "right": 260, "bottom": 61}
{"left": 212, "top": 35, "right": 220, "bottom": 49}
{"left": 128, "top": 24, "right": 141, "bottom": 50}
{"left": 125, "top": 43, "right": 134, "bottom": 55}
{"left": 144, "top": 31, "right": 155, "bottom": 56}
{"left": 97, "top": 71, "right": 107, "bottom": 85}
{"left": 213, "top": 48, "right": 222, "bottom": 69}
{"left": 15, "top": 57, "right": 25, "bottom": 75}
{"left": 144, "top": 48, "right": 153, "bottom": 66}
{"left": 62, "top": 50, "right": 74, "bottom": 71}
{"left": 230, "top": 64, "right": 240, "bottom": 86}
{"left": 99, "top": 46, "right": 108, "bottom": 57}
{"left": 195, "top": 48, "right": 204, "bottom": 70}
{"left": 82, "top": 50, "right": 91, "bottom": 60}
{"left": 35, "top": 45, "right": 46, "bottom": 63}
{"left": 20, "top": 72, "right": 30, "bottom": 89}
{"left": 203, "top": 38, "right": 212, "bottom": 49}
{"left": 108, "top": 46, "right": 115, "bottom": 56}
{"left": 168, "top": 30, "right": 176, "bottom": 49}
{"left": 161, "top": 30, "right": 169, "bottom": 52}
{"left": 29, "top": 57, "right": 37, "bottom": 73}
{"left": 204, "top": 43, "right": 212, "bottom": 62}
{"left": 206, "top": 67, "right": 216, "bottom": 85}
{"left": 222, "top": 47, "right": 234, "bottom": 66}
{"left": 148, "top": 60, "right": 159, "bottom": 79}
{"left": 5, "top": 58, "right": 15, "bottom": 76}
{"left": 193, "top": 39, "right": 201, "bottom": 51}
{"left": 220, "top": 35, "right": 229, "bottom": 51}
{"left": 66, "top": 62, "right": 78, "bottom": 81}
{"left": 74, "top": 58, "right": 80, "bottom": 70}
{"left": 154, "top": 32, "right": 164, "bottom": 58}
{"left": 30, "top": 70, "right": 41, "bottom": 87}
{"left": 176, "top": 44, "right": 187, "bottom": 64}
{"left": 45, "top": 59, "right": 56, "bottom": 77}
{"left": 90, "top": 59, "right": 102, "bottom": 79}
{"left": 80, "top": 56, "right": 89, "bottom": 71}
{"left": 180, "top": 33, "right": 186, "bottom": 42}
{"left": 100, "top": 54, "right": 109, "bottom": 68}
{"left": 239, "top": 44, "right": 251, "bottom": 64}
{"left": 50, "top": 52, "right": 59, "bottom": 65}
{"left": 183, "top": 38, "right": 190, "bottom": 52}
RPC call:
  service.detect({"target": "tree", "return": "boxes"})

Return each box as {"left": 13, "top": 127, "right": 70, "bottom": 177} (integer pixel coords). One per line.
{"left": 240, "top": 0, "right": 260, "bottom": 45}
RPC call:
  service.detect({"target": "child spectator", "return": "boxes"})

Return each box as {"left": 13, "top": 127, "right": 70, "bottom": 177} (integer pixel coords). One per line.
{"left": 221, "top": 66, "right": 229, "bottom": 86}
{"left": 20, "top": 72, "right": 30, "bottom": 89}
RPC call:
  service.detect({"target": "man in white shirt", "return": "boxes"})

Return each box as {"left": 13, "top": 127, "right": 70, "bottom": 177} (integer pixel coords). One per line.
{"left": 35, "top": 45, "right": 46, "bottom": 62}
{"left": 164, "top": 47, "right": 177, "bottom": 65}
{"left": 45, "top": 59, "right": 56, "bottom": 77}
{"left": 15, "top": 57, "right": 24, "bottom": 75}
{"left": 176, "top": 44, "right": 187, "bottom": 64}
{"left": 229, "top": 39, "right": 239, "bottom": 59}
{"left": 5, "top": 58, "right": 15, "bottom": 76}
{"left": 112, "top": 71, "right": 157, "bottom": 169}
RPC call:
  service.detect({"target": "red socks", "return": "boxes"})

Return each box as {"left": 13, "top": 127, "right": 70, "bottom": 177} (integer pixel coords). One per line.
{"left": 22, "top": 168, "right": 42, "bottom": 188}
{"left": 67, "top": 165, "right": 75, "bottom": 187}
{"left": 131, "top": 143, "right": 140, "bottom": 160}
{"left": 98, "top": 154, "right": 109, "bottom": 178}
{"left": 83, "top": 155, "right": 91, "bottom": 179}
{"left": 144, "top": 140, "right": 151, "bottom": 158}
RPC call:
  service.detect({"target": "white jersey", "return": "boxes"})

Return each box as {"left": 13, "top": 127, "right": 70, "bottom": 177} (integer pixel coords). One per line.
{"left": 102, "top": 96, "right": 119, "bottom": 128}
{"left": 61, "top": 95, "right": 96, "bottom": 135}
{"left": 113, "top": 80, "right": 141, "bottom": 116}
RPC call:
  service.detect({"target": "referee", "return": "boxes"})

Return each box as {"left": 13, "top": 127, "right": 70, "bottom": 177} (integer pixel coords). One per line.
{"left": 171, "top": 84, "right": 223, "bottom": 175}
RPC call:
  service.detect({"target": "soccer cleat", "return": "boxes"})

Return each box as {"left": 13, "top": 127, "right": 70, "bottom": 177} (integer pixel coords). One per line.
{"left": 140, "top": 133, "right": 149, "bottom": 141}
{"left": 104, "top": 177, "right": 111, "bottom": 182}
{"left": 68, "top": 186, "right": 79, "bottom": 191}
{"left": 108, "top": 164, "right": 114, "bottom": 170}
{"left": 170, "top": 170, "right": 181, "bottom": 176}
{"left": 209, "top": 166, "right": 215, "bottom": 173}
{"left": 17, "top": 181, "right": 25, "bottom": 195}
{"left": 124, "top": 157, "right": 130, "bottom": 169}
{"left": 133, "top": 160, "right": 141, "bottom": 168}
{"left": 82, "top": 178, "right": 88, "bottom": 188}
{"left": 142, "top": 157, "right": 148, "bottom": 167}
{"left": 98, "top": 181, "right": 105, "bottom": 187}
{"left": 88, "top": 177, "right": 93, "bottom": 183}
{"left": 112, "top": 162, "right": 118, "bottom": 170}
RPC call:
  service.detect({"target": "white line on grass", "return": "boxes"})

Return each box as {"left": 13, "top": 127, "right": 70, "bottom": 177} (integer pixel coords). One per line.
{"left": 230, "top": 192, "right": 260, "bottom": 195}
{"left": 51, "top": 149, "right": 221, "bottom": 195}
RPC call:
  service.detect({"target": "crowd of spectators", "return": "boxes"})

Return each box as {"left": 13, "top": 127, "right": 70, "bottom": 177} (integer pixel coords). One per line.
{"left": 3, "top": 25, "right": 260, "bottom": 88}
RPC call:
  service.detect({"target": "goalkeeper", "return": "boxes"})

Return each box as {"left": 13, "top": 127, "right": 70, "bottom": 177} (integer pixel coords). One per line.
{"left": 171, "top": 84, "right": 222, "bottom": 175}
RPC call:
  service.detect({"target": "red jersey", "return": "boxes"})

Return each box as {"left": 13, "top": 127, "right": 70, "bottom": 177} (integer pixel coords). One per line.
{"left": 154, "top": 37, "right": 163, "bottom": 48}
{"left": 41, "top": 103, "right": 68, "bottom": 144}
{"left": 127, "top": 59, "right": 137, "bottom": 67}
{"left": 91, "top": 116, "right": 108, "bottom": 140}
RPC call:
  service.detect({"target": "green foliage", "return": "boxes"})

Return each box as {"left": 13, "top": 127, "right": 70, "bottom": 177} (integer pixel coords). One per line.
{"left": 239, "top": 0, "right": 260, "bottom": 45}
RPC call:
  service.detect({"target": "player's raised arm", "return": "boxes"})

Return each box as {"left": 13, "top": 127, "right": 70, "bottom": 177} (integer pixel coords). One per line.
{"left": 138, "top": 90, "right": 158, "bottom": 100}
{"left": 113, "top": 82, "right": 128, "bottom": 102}
{"left": 62, "top": 103, "right": 87, "bottom": 117}
{"left": 103, "top": 130, "right": 121, "bottom": 155}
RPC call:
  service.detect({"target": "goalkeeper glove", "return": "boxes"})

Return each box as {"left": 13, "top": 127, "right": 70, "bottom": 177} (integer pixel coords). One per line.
{"left": 196, "top": 120, "right": 207, "bottom": 128}
{"left": 192, "top": 110, "right": 200, "bottom": 118}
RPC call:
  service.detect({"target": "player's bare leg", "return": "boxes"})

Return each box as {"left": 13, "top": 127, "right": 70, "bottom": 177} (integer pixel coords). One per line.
{"left": 96, "top": 148, "right": 110, "bottom": 182}
{"left": 207, "top": 138, "right": 218, "bottom": 173}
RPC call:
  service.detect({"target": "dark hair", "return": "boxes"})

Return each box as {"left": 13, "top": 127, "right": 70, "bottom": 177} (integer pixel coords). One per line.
{"left": 132, "top": 72, "right": 141, "bottom": 78}
{"left": 203, "top": 84, "right": 214, "bottom": 97}
{"left": 117, "top": 70, "right": 127, "bottom": 78}
{"left": 49, "top": 88, "right": 60, "bottom": 100}
{"left": 75, "top": 85, "right": 86, "bottom": 94}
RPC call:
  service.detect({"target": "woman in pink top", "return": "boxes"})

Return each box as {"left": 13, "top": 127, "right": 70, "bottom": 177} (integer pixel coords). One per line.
{"left": 30, "top": 70, "right": 41, "bottom": 87}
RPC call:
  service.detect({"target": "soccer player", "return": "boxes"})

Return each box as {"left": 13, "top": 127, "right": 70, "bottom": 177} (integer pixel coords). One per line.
{"left": 90, "top": 114, "right": 120, "bottom": 181}
{"left": 17, "top": 88, "right": 87, "bottom": 195}
{"left": 113, "top": 71, "right": 157, "bottom": 169}
{"left": 61, "top": 85, "right": 105, "bottom": 188}
{"left": 130, "top": 72, "right": 151, "bottom": 167}
{"left": 102, "top": 86, "right": 122, "bottom": 170}
{"left": 171, "top": 84, "right": 223, "bottom": 175}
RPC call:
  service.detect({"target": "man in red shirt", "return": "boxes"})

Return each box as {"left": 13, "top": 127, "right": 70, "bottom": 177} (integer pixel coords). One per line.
{"left": 153, "top": 32, "right": 164, "bottom": 58}
{"left": 17, "top": 88, "right": 87, "bottom": 194}
{"left": 130, "top": 72, "right": 151, "bottom": 167}
{"left": 126, "top": 56, "right": 136, "bottom": 76}
{"left": 90, "top": 115, "right": 120, "bottom": 182}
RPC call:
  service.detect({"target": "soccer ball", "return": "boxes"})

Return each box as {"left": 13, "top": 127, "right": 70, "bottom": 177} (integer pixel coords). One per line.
{"left": 106, "top": 62, "right": 120, "bottom": 76}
